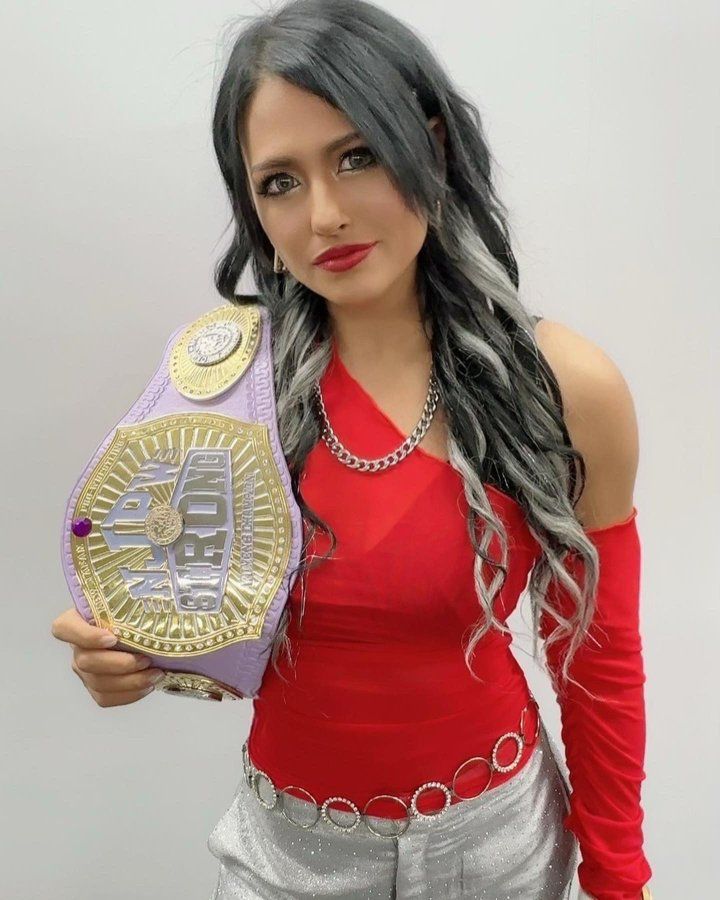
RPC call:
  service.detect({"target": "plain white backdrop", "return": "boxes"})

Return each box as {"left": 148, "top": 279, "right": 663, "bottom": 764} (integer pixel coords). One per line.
{"left": 2, "top": 1, "right": 717, "bottom": 897}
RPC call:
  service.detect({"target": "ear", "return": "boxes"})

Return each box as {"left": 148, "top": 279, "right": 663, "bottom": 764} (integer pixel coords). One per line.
{"left": 427, "top": 115, "right": 447, "bottom": 165}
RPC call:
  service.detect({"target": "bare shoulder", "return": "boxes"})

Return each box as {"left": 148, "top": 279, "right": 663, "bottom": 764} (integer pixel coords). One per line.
{"left": 532, "top": 318, "right": 639, "bottom": 530}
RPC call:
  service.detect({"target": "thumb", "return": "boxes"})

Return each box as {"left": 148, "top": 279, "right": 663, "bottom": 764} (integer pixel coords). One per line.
{"left": 74, "top": 610, "right": 118, "bottom": 648}
{"left": 88, "top": 617, "right": 118, "bottom": 645}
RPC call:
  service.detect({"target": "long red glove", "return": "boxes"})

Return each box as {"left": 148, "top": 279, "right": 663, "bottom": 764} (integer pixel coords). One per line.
{"left": 539, "top": 507, "right": 652, "bottom": 900}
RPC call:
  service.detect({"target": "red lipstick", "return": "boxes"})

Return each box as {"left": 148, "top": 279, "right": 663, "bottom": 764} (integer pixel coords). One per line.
{"left": 313, "top": 242, "right": 377, "bottom": 272}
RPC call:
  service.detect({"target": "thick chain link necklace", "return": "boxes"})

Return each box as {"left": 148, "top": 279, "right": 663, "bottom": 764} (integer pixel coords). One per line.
{"left": 313, "top": 365, "right": 441, "bottom": 473}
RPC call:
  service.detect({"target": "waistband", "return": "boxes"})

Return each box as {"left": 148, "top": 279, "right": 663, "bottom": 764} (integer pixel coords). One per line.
{"left": 240, "top": 695, "right": 541, "bottom": 839}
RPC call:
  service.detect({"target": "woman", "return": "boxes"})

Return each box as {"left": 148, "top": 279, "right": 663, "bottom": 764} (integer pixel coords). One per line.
{"left": 52, "top": 0, "right": 653, "bottom": 897}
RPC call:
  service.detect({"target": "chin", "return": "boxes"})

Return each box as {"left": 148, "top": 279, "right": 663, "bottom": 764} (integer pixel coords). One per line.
{"left": 315, "top": 272, "right": 384, "bottom": 300}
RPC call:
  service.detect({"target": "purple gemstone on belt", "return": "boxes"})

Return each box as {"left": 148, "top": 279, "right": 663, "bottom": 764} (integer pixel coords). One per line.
{"left": 71, "top": 517, "right": 92, "bottom": 537}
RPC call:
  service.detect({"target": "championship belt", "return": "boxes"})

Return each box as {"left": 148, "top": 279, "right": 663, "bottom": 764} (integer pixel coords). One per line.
{"left": 60, "top": 300, "right": 303, "bottom": 701}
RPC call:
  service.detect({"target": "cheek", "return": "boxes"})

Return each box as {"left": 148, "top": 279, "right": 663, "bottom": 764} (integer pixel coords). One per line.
{"left": 255, "top": 205, "right": 298, "bottom": 254}
{"left": 378, "top": 201, "right": 428, "bottom": 264}
{"left": 361, "top": 183, "right": 428, "bottom": 248}
{"left": 362, "top": 180, "right": 409, "bottom": 224}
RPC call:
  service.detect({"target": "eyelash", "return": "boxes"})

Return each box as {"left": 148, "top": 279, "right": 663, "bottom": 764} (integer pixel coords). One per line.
{"left": 256, "top": 145, "right": 377, "bottom": 198}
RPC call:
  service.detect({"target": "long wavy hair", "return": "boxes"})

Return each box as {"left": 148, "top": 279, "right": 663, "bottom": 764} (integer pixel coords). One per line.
{"left": 210, "top": 0, "right": 605, "bottom": 701}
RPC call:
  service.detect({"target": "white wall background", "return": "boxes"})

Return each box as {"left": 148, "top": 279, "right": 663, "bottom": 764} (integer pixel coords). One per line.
{"left": 2, "top": 1, "right": 717, "bottom": 897}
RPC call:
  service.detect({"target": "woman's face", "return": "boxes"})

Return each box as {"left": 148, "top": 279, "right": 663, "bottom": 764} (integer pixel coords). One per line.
{"left": 239, "top": 75, "right": 445, "bottom": 310}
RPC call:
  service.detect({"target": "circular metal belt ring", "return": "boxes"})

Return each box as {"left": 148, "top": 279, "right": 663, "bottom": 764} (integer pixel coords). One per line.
{"left": 243, "top": 706, "right": 538, "bottom": 825}
{"left": 520, "top": 697, "right": 541, "bottom": 745}
{"left": 252, "top": 769, "right": 278, "bottom": 809}
{"left": 410, "top": 780, "right": 452, "bottom": 821}
{"left": 320, "top": 796, "right": 362, "bottom": 833}
{"left": 241, "top": 743, "right": 254, "bottom": 790}
{"left": 362, "top": 795, "right": 411, "bottom": 838}
{"left": 491, "top": 732, "right": 525, "bottom": 773}
{"left": 279, "top": 786, "right": 321, "bottom": 829}
{"left": 451, "top": 755, "right": 494, "bottom": 801}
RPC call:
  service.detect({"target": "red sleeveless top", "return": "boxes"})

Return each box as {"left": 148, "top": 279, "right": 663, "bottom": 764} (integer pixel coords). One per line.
{"left": 247, "top": 338, "right": 653, "bottom": 898}
{"left": 247, "top": 339, "right": 542, "bottom": 814}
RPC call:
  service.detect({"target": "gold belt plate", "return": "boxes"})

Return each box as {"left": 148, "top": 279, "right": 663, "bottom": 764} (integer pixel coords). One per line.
{"left": 70, "top": 412, "right": 292, "bottom": 658}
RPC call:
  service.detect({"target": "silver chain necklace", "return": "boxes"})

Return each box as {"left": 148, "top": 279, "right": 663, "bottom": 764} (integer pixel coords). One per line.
{"left": 313, "top": 364, "right": 441, "bottom": 473}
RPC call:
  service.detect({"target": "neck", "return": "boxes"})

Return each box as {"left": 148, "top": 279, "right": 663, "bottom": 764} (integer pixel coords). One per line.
{"left": 324, "top": 261, "right": 432, "bottom": 370}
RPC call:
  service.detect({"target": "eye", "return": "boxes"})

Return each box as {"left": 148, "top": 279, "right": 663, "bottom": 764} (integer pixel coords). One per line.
{"left": 256, "top": 145, "right": 376, "bottom": 198}
{"left": 339, "top": 146, "right": 376, "bottom": 172}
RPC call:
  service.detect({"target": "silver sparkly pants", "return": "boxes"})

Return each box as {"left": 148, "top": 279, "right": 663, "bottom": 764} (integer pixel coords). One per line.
{"left": 206, "top": 721, "right": 580, "bottom": 899}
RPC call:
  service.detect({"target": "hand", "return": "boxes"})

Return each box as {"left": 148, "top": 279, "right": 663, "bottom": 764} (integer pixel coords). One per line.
{"left": 51, "top": 608, "right": 164, "bottom": 707}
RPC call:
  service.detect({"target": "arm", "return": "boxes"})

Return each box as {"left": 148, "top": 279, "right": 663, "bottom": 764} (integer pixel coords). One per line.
{"left": 534, "top": 321, "right": 653, "bottom": 900}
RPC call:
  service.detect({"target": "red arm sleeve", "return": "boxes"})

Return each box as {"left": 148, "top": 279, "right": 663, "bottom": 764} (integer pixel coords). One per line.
{"left": 538, "top": 507, "right": 652, "bottom": 900}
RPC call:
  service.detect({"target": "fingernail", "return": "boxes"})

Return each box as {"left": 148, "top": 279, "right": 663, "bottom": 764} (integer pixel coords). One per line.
{"left": 99, "top": 633, "right": 118, "bottom": 647}
{"left": 148, "top": 671, "right": 165, "bottom": 684}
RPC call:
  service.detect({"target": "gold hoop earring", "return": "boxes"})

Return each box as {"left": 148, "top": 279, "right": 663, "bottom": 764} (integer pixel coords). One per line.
{"left": 273, "top": 247, "right": 287, "bottom": 274}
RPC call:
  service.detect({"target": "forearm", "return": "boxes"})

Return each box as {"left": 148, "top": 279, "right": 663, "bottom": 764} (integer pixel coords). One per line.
{"left": 540, "top": 509, "right": 653, "bottom": 900}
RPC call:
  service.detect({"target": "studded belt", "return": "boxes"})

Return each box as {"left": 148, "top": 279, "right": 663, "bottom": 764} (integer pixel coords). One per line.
{"left": 240, "top": 696, "right": 541, "bottom": 839}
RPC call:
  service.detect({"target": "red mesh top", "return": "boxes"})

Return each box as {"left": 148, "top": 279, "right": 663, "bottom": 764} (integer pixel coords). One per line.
{"left": 249, "top": 340, "right": 541, "bottom": 809}
{"left": 248, "top": 338, "right": 651, "bottom": 899}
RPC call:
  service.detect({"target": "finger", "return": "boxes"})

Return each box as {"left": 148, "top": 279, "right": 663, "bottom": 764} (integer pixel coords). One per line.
{"left": 73, "top": 648, "right": 153, "bottom": 676}
{"left": 87, "top": 685, "right": 157, "bottom": 708}
{"left": 52, "top": 608, "right": 118, "bottom": 649}
{"left": 82, "top": 669, "right": 165, "bottom": 695}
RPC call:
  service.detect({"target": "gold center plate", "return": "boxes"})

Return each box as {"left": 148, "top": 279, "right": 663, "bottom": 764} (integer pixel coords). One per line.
{"left": 71, "top": 412, "right": 292, "bottom": 658}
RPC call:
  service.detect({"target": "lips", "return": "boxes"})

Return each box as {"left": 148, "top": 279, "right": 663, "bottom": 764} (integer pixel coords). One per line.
{"left": 313, "top": 242, "right": 377, "bottom": 265}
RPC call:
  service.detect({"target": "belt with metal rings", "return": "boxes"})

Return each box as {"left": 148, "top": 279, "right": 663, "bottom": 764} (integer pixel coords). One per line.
{"left": 240, "top": 695, "right": 541, "bottom": 839}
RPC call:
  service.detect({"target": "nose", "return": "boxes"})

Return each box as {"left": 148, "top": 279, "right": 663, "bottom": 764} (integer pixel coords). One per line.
{"left": 309, "top": 184, "right": 350, "bottom": 235}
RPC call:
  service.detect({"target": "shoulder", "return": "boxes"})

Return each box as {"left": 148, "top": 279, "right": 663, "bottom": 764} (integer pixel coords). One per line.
{"left": 532, "top": 318, "right": 639, "bottom": 530}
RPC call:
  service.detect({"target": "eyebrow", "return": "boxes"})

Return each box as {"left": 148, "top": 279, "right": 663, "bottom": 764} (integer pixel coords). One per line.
{"left": 250, "top": 130, "right": 362, "bottom": 175}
